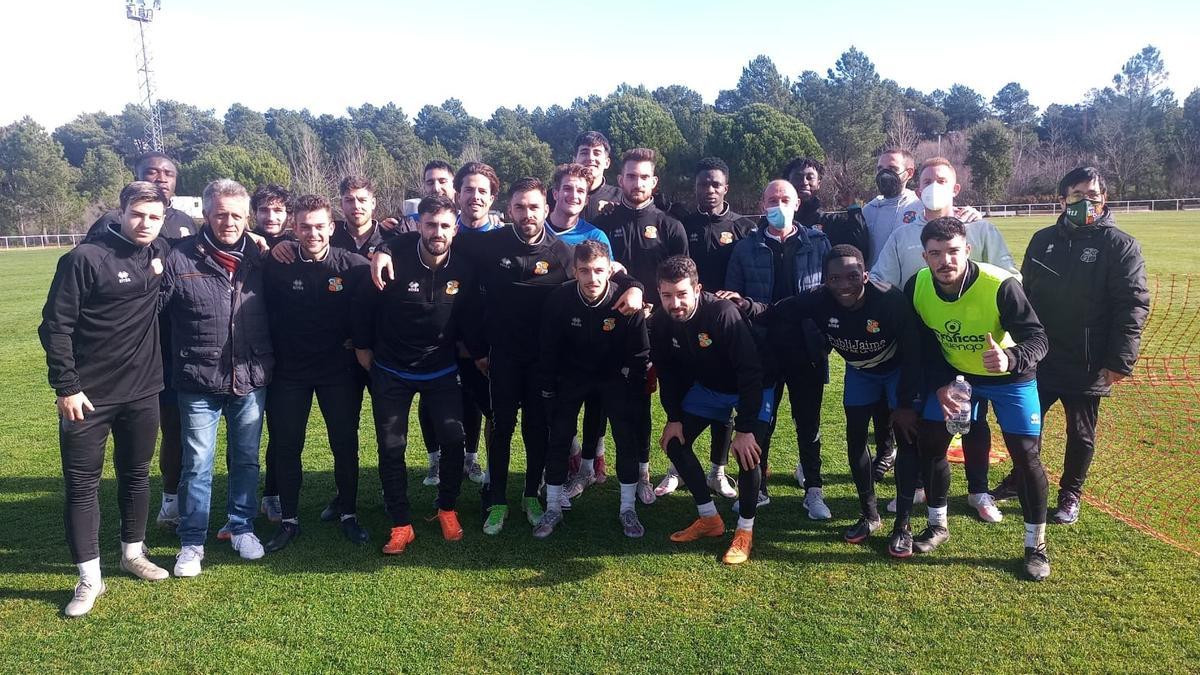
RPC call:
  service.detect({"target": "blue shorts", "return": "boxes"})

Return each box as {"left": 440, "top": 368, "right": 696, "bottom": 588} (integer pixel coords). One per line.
{"left": 843, "top": 366, "right": 899, "bottom": 409}
{"left": 922, "top": 378, "right": 1041, "bottom": 436}
{"left": 682, "top": 384, "right": 775, "bottom": 424}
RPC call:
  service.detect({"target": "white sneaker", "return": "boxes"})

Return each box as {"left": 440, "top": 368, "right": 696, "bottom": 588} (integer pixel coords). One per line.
{"left": 637, "top": 474, "right": 657, "bottom": 505}
{"left": 886, "top": 487, "right": 927, "bottom": 513}
{"left": 231, "top": 532, "right": 265, "bottom": 560}
{"left": 707, "top": 470, "right": 738, "bottom": 499}
{"left": 558, "top": 489, "right": 572, "bottom": 511}
{"left": 654, "top": 471, "right": 680, "bottom": 497}
{"left": 968, "top": 492, "right": 1004, "bottom": 523}
{"left": 804, "top": 487, "right": 832, "bottom": 520}
{"left": 120, "top": 554, "right": 169, "bottom": 581}
{"left": 174, "top": 545, "right": 205, "bottom": 577}
{"left": 563, "top": 471, "right": 596, "bottom": 500}
{"left": 156, "top": 495, "right": 179, "bottom": 527}
{"left": 64, "top": 578, "right": 106, "bottom": 618}
{"left": 794, "top": 463, "right": 806, "bottom": 487}
{"left": 423, "top": 458, "right": 441, "bottom": 486}
{"left": 464, "top": 460, "right": 485, "bottom": 484}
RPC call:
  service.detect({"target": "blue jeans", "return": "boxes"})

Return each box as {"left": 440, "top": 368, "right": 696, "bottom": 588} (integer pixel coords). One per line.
{"left": 176, "top": 389, "right": 265, "bottom": 546}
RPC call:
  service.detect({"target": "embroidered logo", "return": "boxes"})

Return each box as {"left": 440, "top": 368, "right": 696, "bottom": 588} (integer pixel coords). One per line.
{"left": 292, "top": 279, "right": 304, "bottom": 291}
{"left": 571, "top": 317, "right": 582, "bottom": 327}
{"left": 445, "top": 280, "right": 460, "bottom": 295}
{"left": 698, "top": 332, "right": 713, "bottom": 348}
{"left": 1030, "top": 412, "right": 1041, "bottom": 425}
{"left": 828, "top": 317, "right": 840, "bottom": 329}
{"left": 1045, "top": 243, "right": 1054, "bottom": 255}
{"left": 602, "top": 318, "right": 616, "bottom": 332}
{"left": 179, "top": 227, "right": 190, "bottom": 237}
{"left": 117, "top": 271, "right": 131, "bottom": 284}
{"left": 533, "top": 261, "right": 550, "bottom": 275}
{"left": 643, "top": 225, "right": 658, "bottom": 239}
{"left": 671, "top": 337, "right": 680, "bottom": 349}
{"left": 150, "top": 258, "right": 163, "bottom": 275}
{"left": 408, "top": 281, "right": 421, "bottom": 293}
{"left": 719, "top": 231, "right": 734, "bottom": 245}
{"left": 500, "top": 258, "right": 513, "bottom": 269}
{"left": 866, "top": 319, "right": 880, "bottom": 334}
{"left": 1080, "top": 248, "right": 1099, "bottom": 263}
{"left": 689, "top": 232, "right": 699, "bottom": 242}
{"left": 327, "top": 277, "right": 344, "bottom": 292}
{"left": 902, "top": 210, "right": 918, "bottom": 224}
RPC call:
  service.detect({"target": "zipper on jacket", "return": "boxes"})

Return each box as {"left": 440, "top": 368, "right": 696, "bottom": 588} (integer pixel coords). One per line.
{"left": 1083, "top": 327, "right": 1091, "bottom": 372}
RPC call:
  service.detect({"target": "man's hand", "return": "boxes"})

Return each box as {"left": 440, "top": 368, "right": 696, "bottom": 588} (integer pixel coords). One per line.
{"left": 371, "top": 251, "right": 394, "bottom": 290}
{"left": 982, "top": 332, "right": 1010, "bottom": 373}
{"left": 936, "top": 383, "right": 960, "bottom": 421}
{"left": 379, "top": 217, "right": 401, "bottom": 232}
{"left": 486, "top": 213, "right": 504, "bottom": 227}
{"left": 246, "top": 231, "right": 271, "bottom": 254}
{"left": 659, "top": 421, "right": 684, "bottom": 452}
{"left": 613, "top": 286, "right": 644, "bottom": 316}
{"left": 729, "top": 431, "right": 762, "bottom": 469}
{"left": 57, "top": 392, "right": 94, "bottom": 422}
{"left": 1101, "top": 368, "right": 1128, "bottom": 386}
{"left": 610, "top": 261, "right": 628, "bottom": 275}
{"left": 474, "top": 356, "right": 490, "bottom": 377}
{"left": 713, "top": 290, "right": 748, "bottom": 310}
{"left": 954, "top": 205, "right": 982, "bottom": 223}
{"left": 891, "top": 407, "right": 919, "bottom": 443}
{"left": 271, "top": 241, "right": 298, "bottom": 264}
{"left": 355, "top": 348, "right": 373, "bottom": 372}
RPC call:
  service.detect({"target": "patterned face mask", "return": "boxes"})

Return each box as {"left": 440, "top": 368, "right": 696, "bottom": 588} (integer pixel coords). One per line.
{"left": 1064, "top": 197, "right": 1102, "bottom": 226}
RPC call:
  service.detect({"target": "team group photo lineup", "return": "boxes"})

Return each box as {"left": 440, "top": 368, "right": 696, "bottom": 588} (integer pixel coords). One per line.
{"left": 41, "top": 127, "right": 1151, "bottom": 617}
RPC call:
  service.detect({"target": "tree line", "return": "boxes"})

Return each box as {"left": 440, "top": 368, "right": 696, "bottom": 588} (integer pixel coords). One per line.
{"left": 1, "top": 44, "right": 1196, "bottom": 236}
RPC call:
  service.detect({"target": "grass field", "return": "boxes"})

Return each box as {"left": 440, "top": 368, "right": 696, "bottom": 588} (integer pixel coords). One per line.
{"left": 0, "top": 212, "right": 1197, "bottom": 672}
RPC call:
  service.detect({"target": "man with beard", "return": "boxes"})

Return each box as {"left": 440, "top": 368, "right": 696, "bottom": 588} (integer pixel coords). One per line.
{"left": 260, "top": 195, "right": 371, "bottom": 552}
{"left": 251, "top": 184, "right": 293, "bottom": 248}
{"left": 353, "top": 195, "right": 477, "bottom": 553}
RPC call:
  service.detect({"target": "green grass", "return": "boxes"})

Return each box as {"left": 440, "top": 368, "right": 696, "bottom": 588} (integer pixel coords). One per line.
{"left": 1, "top": 212, "right": 1198, "bottom": 672}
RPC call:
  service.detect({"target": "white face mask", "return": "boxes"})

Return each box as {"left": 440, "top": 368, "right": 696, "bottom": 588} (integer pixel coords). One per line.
{"left": 920, "top": 182, "right": 955, "bottom": 211}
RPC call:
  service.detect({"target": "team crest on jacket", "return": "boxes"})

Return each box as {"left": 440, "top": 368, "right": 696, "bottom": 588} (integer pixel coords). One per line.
{"left": 292, "top": 279, "right": 304, "bottom": 291}
{"left": 150, "top": 258, "right": 163, "bottom": 275}
{"left": 719, "top": 231, "right": 734, "bottom": 245}
{"left": 328, "top": 277, "right": 344, "bottom": 292}
{"left": 698, "top": 332, "right": 713, "bottom": 348}
{"left": 1080, "top": 248, "right": 1099, "bottom": 263}
{"left": 571, "top": 317, "right": 582, "bottom": 327}
{"left": 643, "top": 225, "right": 658, "bottom": 239}
{"left": 602, "top": 318, "right": 616, "bottom": 332}
{"left": 902, "top": 210, "right": 917, "bottom": 223}
{"left": 500, "top": 258, "right": 513, "bottom": 269}
{"left": 533, "top": 260, "right": 550, "bottom": 275}
{"left": 445, "top": 280, "right": 460, "bottom": 295}
{"left": 179, "top": 227, "right": 190, "bottom": 237}
{"left": 866, "top": 319, "right": 880, "bottom": 333}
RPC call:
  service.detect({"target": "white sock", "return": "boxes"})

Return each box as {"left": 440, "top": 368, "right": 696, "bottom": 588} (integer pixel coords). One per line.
{"left": 283, "top": 517, "right": 299, "bottom": 525}
{"left": 697, "top": 501, "right": 718, "bottom": 517}
{"left": 1025, "top": 522, "right": 1046, "bottom": 548}
{"left": 120, "top": 540, "right": 143, "bottom": 560}
{"left": 928, "top": 505, "right": 948, "bottom": 527}
{"left": 465, "top": 451, "right": 477, "bottom": 465}
{"left": 594, "top": 438, "right": 606, "bottom": 457}
{"left": 78, "top": 557, "right": 101, "bottom": 584}
{"left": 428, "top": 451, "right": 440, "bottom": 465}
{"left": 638, "top": 462, "right": 650, "bottom": 478}
{"left": 546, "top": 485, "right": 563, "bottom": 513}
{"left": 711, "top": 463, "right": 726, "bottom": 478}
{"left": 736, "top": 516, "right": 755, "bottom": 532}
{"left": 581, "top": 458, "right": 595, "bottom": 475}
{"left": 619, "top": 483, "right": 636, "bottom": 512}
{"left": 340, "top": 512, "right": 357, "bottom": 521}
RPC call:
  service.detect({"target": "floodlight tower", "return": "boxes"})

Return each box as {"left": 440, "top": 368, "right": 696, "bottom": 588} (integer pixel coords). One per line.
{"left": 126, "top": 0, "right": 164, "bottom": 152}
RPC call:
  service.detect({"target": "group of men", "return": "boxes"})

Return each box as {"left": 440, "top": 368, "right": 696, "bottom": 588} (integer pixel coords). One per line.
{"left": 41, "top": 130, "right": 1149, "bottom": 618}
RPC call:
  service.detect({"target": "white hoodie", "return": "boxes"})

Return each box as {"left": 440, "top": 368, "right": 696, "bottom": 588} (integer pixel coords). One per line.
{"left": 870, "top": 211, "right": 1020, "bottom": 287}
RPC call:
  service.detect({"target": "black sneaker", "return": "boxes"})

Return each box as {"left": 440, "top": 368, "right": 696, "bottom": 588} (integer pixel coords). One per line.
{"left": 319, "top": 496, "right": 341, "bottom": 522}
{"left": 1024, "top": 543, "right": 1051, "bottom": 581}
{"left": 888, "top": 523, "right": 913, "bottom": 558}
{"left": 339, "top": 516, "right": 370, "bottom": 545}
{"left": 844, "top": 516, "right": 882, "bottom": 544}
{"left": 872, "top": 449, "right": 897, "bottom": 482}
{"left": 912, "top": 525, "right": 950, "bottom": 554}
{"left": 989, "top": 472, "right": 1019, "bottom": 502}
{"left": 1050, "top": 492, "right": 1080, "bottom": 525}
{"left": 264, "top": 521, "right": 300, "bottom": 553}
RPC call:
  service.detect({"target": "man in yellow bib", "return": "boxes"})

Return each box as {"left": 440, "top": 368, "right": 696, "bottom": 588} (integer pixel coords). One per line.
{"left": 893, "top": 217, "right": 1052, "bottom": 581}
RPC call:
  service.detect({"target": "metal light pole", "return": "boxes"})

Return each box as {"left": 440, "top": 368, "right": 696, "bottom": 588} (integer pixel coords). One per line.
{"left": 127, "top": 1, "right": 164, "bottom": 152}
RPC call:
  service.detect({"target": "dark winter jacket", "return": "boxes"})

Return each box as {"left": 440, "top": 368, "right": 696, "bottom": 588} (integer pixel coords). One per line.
{"left": 1021, "top": 210, "right": 1150, "bottom": 395}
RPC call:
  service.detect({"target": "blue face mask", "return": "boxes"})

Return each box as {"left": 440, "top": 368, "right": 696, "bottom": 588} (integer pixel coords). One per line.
{"left": 766, "top": 205, "right": 793, "bottom": 230}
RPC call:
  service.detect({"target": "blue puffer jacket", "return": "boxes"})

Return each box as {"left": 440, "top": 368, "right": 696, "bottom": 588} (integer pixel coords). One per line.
{"left": 159, "top": 230, "right": 273, "bottom": 396}
{"left": 725, "top": 219, "right": 831, "bottom": 377}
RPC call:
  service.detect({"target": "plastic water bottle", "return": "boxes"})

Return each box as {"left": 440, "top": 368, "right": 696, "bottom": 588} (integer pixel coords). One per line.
{"left": 946, "top": 375, "right": 972, "bottom": 435}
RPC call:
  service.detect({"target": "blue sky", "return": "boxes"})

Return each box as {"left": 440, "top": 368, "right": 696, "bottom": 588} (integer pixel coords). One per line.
{"left": 5, "top": 0, "right": 1198, "bottom": 129}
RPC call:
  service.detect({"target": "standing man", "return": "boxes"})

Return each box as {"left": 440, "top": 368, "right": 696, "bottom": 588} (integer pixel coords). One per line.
{"left": 548, "top": 131, "right": 622, "bottom": 223}
{"left": 990, "top": 167, "right": 1149, "bottom": 524}
{"left": 251, "top": 183, "right": 293, "bottom": 248}
{"left": 537, "top": 241, "right": 651, "bottom": 538}
{"left": 40, "top": 182, "right": 173, "bottom": 617}
{"left": 651, "top": 256, "right": 772, "bottom": 565}
{"left": 896, "top": 217, "right": 1052, "bottom": 580}
{"left": 723, "top": 180, "right": 832, "bottom": 519}
{"left": 784, "top": 156, "right": 869, "bottom": 253}
{"left": 159, "top": 179, "right": 273, "bottom": 577}
{"left": 871, "top": 157, "right": 1019, "bottom": 523}
{"left": 354, "top": 195, "right": 476, "bottom": 553}
{"left": 260, "top": 195, "right": 371, "bottom": 552}
{"left": 86, "top": 152, "right": 196, "bottom": 243}
{"left": 331, "top": 175, "right": 392, "bottom": 258}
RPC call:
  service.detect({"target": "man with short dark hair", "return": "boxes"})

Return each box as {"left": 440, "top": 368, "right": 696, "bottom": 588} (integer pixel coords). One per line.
{"left": 453, "top": 162, "right": 505, "bottom": 235}
{"left": 989, "top": 167, "right": 1149, "bottom": 525}
{"left": 536, "top": 240, "right": 651, "bottom": 538}
{"left": 896, "top": 216, "right": 1052, "bottom": 580}
{"left": 330, "top": 175, "right": 391, "bottom": 257}
{"left": 548, "top": 131, "right": 622, "bottom": 222}
{"left": 354, "top": 194, "right": 477, "bottom": 553}
{"left": 85, "top": 152, "right": 196, "bottom": 243}
{"left": 260, "top": 194, "right": 371, "bottom": 552}
{"left": 423, "top": 160, "right": 456, "bottom": 200}
{"left": 651, "top": 256, "right": 772, "bottom": 565}
{"left": 40, "top": 181, "right": 174, "bottom": 616}
{"left": 251, "top": 184, "right": 293, "bottom": 248}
